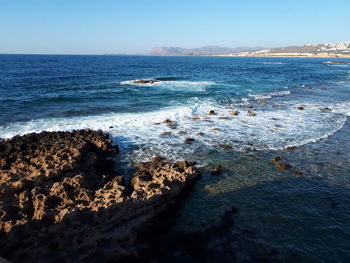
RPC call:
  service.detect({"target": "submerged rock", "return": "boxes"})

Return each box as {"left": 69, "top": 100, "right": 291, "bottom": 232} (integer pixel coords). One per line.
{"left": 270, "top": 156, "right": 282, "bottom": 163}
{"left": 0, "top": 130, "right": 200, "bottom": 262}
{"left": 275, "top": 162, "right": 292, "bottom": 171}
{"left": 320, "top": 107, "right": 332, "bottom": 112}
{"left": 160, "top": 132, "right": 172, "bottom": 137}
{"left": 218, "top": 144, "right": 233, "bottom": 150}
{"left": 210, "top": 165, "right": 223, "bottom": 176}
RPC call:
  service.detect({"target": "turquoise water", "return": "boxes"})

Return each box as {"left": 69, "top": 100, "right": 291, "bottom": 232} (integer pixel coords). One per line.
{"left": 1, "top": 55, "right": 350, "bottom": 261}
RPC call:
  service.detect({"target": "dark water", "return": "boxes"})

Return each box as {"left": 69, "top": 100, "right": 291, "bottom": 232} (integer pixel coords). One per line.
{"left": 1, "top": 55, "right": 350, "bottom": 262}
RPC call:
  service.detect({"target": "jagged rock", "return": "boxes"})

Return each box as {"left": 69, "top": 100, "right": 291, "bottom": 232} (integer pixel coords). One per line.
{"left": 0, "top": 130, "right": 200, "bottom": 263}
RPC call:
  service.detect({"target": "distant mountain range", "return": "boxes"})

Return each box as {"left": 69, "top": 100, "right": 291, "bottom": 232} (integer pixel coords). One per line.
{"left": 148, "top": 42, "right": 350, "bottom": 58}
{"left": 148, "top": 46, "right": 264, "bottom": 56}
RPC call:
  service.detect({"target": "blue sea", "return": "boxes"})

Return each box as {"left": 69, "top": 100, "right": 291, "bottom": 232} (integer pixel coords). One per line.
{"left": 1, "top": 55, "right": 350, "bottom": 262}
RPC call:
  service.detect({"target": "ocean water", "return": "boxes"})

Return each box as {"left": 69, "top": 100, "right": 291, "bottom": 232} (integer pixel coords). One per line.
{"left": 1, "top": 55, "right": 350, "bottom": 262}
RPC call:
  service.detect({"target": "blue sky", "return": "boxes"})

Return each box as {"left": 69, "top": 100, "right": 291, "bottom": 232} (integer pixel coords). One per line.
{"left": 0, "top": 0, "right": 349, "bottom": 54}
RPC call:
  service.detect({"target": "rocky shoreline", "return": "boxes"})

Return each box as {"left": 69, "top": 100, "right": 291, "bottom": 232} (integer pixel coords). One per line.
{"left": 0, "top": 130, "right": 200, "bottom": 262}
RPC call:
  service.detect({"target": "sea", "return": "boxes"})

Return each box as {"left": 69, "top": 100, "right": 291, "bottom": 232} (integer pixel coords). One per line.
{"left": 0, "top": 54, "right": 350, "bottom": 262}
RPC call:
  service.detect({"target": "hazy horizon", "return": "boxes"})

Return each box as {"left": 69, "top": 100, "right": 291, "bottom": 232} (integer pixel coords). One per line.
{"left": 1, "top": 0, "right": 350, "bottom": 55}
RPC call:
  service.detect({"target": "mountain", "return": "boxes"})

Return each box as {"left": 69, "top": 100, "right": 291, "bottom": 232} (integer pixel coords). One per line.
{"left": 148, "top": 46, "right": 264, "bottom": 56}
{"left": 226, "top": 41, "right": 350, "bottom": 58}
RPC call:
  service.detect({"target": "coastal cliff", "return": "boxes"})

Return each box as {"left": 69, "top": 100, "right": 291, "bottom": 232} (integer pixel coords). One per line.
{"left": 0, "top": 130, "right": 199, "bottom": 262}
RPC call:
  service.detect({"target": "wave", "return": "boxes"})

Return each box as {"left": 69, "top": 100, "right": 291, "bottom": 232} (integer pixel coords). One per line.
{"left": 119, "top": 79, "right": 215, "bottom": 92}
{"left": 1, "top": 98, "right": 348, "bottom": 165}
{"left": 248, "top": 90, "right": 291, "bottom": 100}
{"left": 262, "top": 62, "right": 286, "bottom": 65}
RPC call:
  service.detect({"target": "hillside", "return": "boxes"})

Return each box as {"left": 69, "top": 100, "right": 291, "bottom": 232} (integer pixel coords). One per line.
{"left": 149, "top": 45, "right": 264, "bottom": 56}
{"left": 223, "top": 41, "right": 350, "bottom": 58}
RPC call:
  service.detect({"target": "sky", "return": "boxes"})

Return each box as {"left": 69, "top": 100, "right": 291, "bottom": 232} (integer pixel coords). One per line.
{"left": 0, "top": 0, "right": 350, "bottom": 54}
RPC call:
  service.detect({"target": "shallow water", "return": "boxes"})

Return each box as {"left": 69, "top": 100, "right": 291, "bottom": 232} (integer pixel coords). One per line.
{"left": 1, "top": 55, "right": 350, "bottom": 262}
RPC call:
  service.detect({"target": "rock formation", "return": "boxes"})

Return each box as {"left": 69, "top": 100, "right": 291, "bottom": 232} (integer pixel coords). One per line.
{"left": 0, "top": 130, "right": 199, "bottom": 262}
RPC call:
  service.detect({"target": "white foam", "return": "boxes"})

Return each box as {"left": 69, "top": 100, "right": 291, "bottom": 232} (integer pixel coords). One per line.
{"left": 119, "top": 79, "right": 214, "bottom": 92}
{"left": 248, "top": 90, "right": 291, "bottom": 100}
{"left": 1, "top": 98, "right": 348, "bottom": 165}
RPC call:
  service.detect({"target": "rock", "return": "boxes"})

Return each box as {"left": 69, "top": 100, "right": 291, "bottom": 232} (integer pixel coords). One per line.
{"left": 270, "top": 156, "right": 281, "bottom": 163}
{"left": 244, "top": 105, "right": 253, "bottom": 109}
{"left": 247, "top": 110, "right": 256, "bottom": 116}
{"left": 0, "top": 130, "right": 200, "bottom": 263}
{"left": 293, "top": 170, "right": 305, "bottom": 176}
{"left": 109, "top": 126, "right": 114, "bottom": 129}
{"left": 330, "top": 61, "right": 348, "bottom": 64}
{"left": 294, "top": 106, "right": 304, "bottom": 110}
{"left": 184, "top": 138, "right": 195, "bottom": 144}
{"left": 320, "top": 88, "right": 328, "bottom": 90}
{"left": 153, "top": 122, "right": 161, "bottom": 125}
{"left": 167, "top": 123, "right": 177, "bottom": 129}
{"left": 218, "top": 116, "right": 230, "bottom": 120}
{"left": 195, "top": 132, "right": 205, "bottom": 136}
{"left": 230, "top": 111, "right": 239, "bottom": 116}
{"left": 211, "top": 128, "right": 221, "bottom": 131}
{"left": 177, "top": 131, "right": 188, "bottom": 135}
{"left": 191, "top": 116, "right": 200, "bottom": 121}
{"left": 132, "top": 79, "right": 158, "bottom": 84}
{"left": 320, "top": 107, "right": 332, "bottom": 112}
{"left": 218, "top": 144, "right": 232, "bottom": 150}
{"left": 160, "top": 132, "right": 171, "bottom": 137}
{"left": 275, "top": 162, "right": 291, "bottom": 170}
{"left": 208, "top": 110, "right": 216, "bottom": 115}
{"left": 286, "top": 146, "right": 297, "bottom": 151}
{"left": 210, "top": 165, "right": 223, "bottom": 176}
{"left": 162, "top": 119, "right": 173, "bottom": 124}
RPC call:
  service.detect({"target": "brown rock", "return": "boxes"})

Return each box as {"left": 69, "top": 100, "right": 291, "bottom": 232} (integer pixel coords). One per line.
{"left": 177, "top": 131, "right": 188, "bottom": 135}
{"left": 195, "top": 132, "right": 205, "bottom": 136}
{"left": 270, "top": 156, "right": 281, "bottom": 163}
{"left": 160, "top": 132, "right": 171, "bottom": 137}
{"left": 208, "top": 110, "right": 216, "bottom": 115}
{"left": 184, "top": 138, "right": 195, "bottom": 144}
{"left": 218, "top": 144, "right": 233, "bottom": 150}
{"left": 275, "top": 162, "right": 291, "bottom": 170}
{"left": 211, "top": 128, "right": 221, "bottom": 132}
{"left": 0, "top": 131, "right": 200, "bottom": 263}
{"left": 162, "top": 119, "right": 173, "bottom": 124}
{"left": 244, "top": 105, "right": 253, "bottom": 109}
{"left": 218, "top": 116, "right": 230, "bottom": 120}
{"left": 230, "top": 111, "right": 239, "bottom": 116}
{"left": 294, "top": 106, "right": 304, "bottom": 110}
{"left": 247, "top": 110, "right": 256, "bottom": 116}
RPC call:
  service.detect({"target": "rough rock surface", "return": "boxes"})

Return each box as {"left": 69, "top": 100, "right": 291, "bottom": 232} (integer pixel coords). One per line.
{"left": 0, "top": 130, "right": 199, "bottom": 263}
